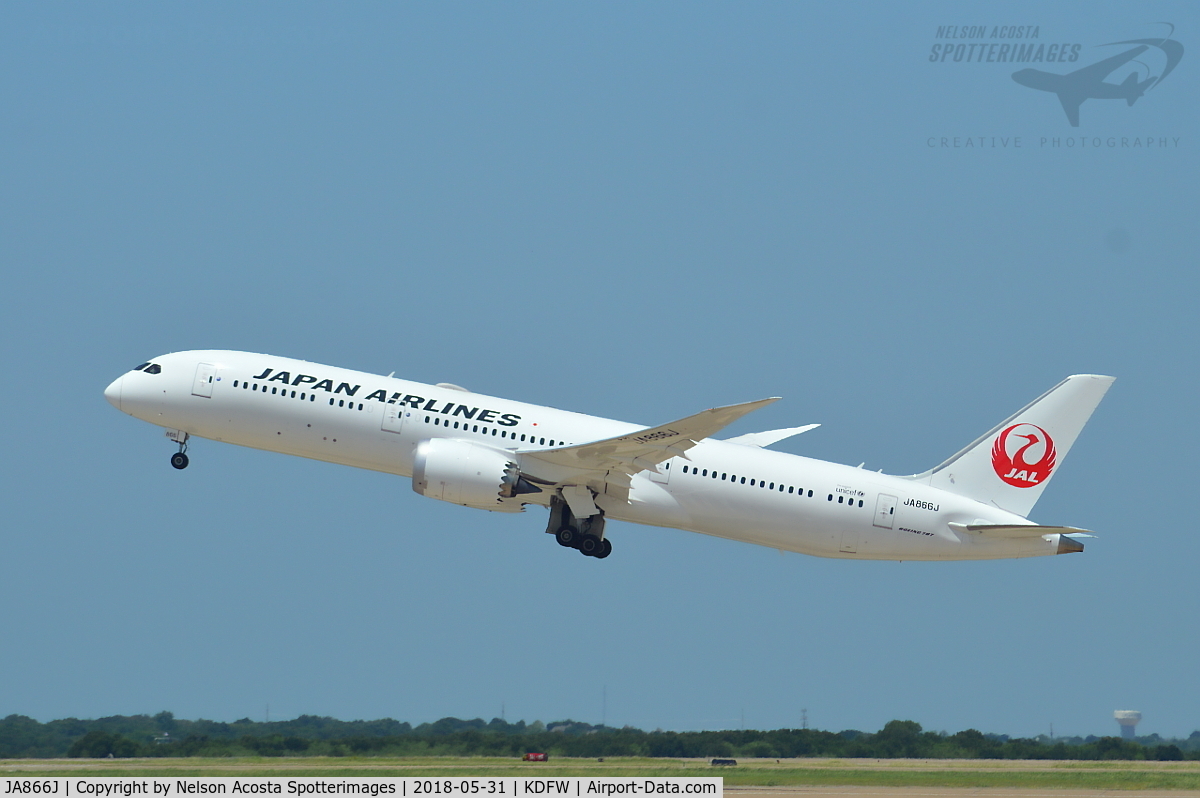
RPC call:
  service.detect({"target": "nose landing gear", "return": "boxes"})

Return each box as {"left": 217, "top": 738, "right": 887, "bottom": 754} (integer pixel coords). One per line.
{"left": 168, "top": 431, "right": 190, "bottom": 470}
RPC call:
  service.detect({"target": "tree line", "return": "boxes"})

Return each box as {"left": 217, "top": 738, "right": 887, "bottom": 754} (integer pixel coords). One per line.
{"left": 1, "top": 713, "right": 1197, "bottom": 761}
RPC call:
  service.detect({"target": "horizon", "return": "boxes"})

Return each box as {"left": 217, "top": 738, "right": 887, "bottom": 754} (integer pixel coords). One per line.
{"left": 8, "top": 710, "right": 1195, "bottom": 743}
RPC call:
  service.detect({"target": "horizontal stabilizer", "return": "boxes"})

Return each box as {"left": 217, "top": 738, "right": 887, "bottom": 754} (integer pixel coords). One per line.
{"left": 725, "top": 424, "right": 820, "bottom": 448}
{"left": 948, "top": 522, "right": 1096, "bottom": 539}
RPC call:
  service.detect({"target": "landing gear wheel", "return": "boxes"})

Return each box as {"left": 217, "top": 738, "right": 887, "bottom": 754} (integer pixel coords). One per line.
{"left": 595, "top": 539, "right": 612, "bottom": 559}
{"left": 578, "top": 535, "right": 601, "bottom": 557}
{"left": 170, "top": 452, "right": 190, "bottom": 470}
{"left": 555, "top": 526, "right": 578, "bottom": 547}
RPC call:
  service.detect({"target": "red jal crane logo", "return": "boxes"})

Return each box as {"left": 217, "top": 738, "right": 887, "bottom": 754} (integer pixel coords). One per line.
{"left": 991, "top": 423, "right": 1057, "bottom": 487}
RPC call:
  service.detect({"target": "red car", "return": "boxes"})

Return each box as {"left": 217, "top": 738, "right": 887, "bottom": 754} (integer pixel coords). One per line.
{"left": 522, "top": 753, "right": 549, "bottom": 762}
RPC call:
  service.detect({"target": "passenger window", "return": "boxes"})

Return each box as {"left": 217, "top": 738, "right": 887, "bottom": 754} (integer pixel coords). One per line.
{"left": 721, "top": 473, "right": 727, "bottom": 480}
{"left": 788, "top": 486, "right": 794, "bottom": 494}
{"left": 291, "top": 391, "right": 296, "bottom": 398}
{"left": 233, "top": 380, "right": 239, "bottom": 387}
{"left": 827, "top": 494, "right": 833, "bottom": 501}
{"left": 453, "top": 421, "right": 460, "bottom": 429}
{"left": 808, "top": 490, "right": 813, "bottom": 497}
{"left": 358, "top": 403, "right": 363, "bottom": 410}
{"left": 425, "top": 416, "right": 430, "bottom": 423}
{"left": 838, "top": 496, "right": 844, "bottom": 503}
{"left": 769, "top": 482, "right": 774, "bottom": 489}
{"left": 520, "top": 434, "right": 526, "bottom": 442}
{"left": 740, "top": 477, "right": 746, "bottom": 484}
{"left": 858, "top": 500, "right": 864, "bottom": 507}
{"left": 539, "top": 438, "right": 545, "bottom": 445}
{"left": 338, "top": 399, "right": 345, "bottom": 407}
{"left": 301, "top": 393, "right": 306, "bottom": 400}
{"left": 492, "top": 428, "right": 497, "bottom": 436}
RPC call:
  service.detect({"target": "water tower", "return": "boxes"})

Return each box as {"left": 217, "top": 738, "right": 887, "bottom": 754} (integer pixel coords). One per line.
{"left": 1114, "top": 711, "right": 1142, "bottom": 740}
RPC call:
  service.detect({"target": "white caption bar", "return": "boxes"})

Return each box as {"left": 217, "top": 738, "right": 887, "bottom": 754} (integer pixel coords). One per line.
{"left": 2, "top": 778, "right": 722, "bottom": 798}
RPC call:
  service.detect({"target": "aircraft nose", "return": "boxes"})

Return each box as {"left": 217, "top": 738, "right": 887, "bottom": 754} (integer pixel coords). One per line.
{"left": 104, "top": 375, "right": 124, "bottom": 412}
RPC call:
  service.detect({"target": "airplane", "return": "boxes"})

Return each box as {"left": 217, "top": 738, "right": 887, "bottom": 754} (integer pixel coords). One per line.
{"left": 1012, "top": 45, "right": 1157, "bottom": 126}
{"left": 104, "top": 351, "right": 1113, "bottom": 562}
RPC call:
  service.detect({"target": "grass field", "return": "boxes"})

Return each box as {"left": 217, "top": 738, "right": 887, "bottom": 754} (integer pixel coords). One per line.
{"left": 3, "top": 757, "right": 1200, "bottom": 790}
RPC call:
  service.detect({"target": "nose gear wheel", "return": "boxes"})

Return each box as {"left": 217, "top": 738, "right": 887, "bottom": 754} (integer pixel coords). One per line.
{"left": 169, "top": 434, "right": 190, "bottom": 470}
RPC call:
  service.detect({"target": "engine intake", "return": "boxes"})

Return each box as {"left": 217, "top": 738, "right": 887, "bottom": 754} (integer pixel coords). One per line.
{"left": 412, "top": 438, "right": 540, "bottom": 511}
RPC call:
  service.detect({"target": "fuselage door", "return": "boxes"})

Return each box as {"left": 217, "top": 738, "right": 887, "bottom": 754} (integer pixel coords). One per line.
{"left": 873, "top": 493, "right": 897, "bottom": 529}
{"left": 192, "top": 362, "right": 216, "bottom": 398}
{"left": 648, "top": 459, "right": 673, "bottom": 484}
{"left": 839, "top": 527, "right": 859, "bottom": 554}
{"left": 382, "top": 403, "right": 407, "bottom": 434}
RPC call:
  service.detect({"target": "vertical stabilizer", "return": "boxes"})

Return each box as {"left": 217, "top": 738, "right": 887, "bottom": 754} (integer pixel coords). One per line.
{"left": 906, "top": 375, "right": 1114, "bottom": 517}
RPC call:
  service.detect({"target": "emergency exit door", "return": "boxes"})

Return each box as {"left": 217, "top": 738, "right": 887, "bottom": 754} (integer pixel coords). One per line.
{"left": 873, "top": 494, "right": 897, "bottom": 529}
{"left": 192, "top": 363, "right": 216, "bottom": 398}
{"left": 381, "top": 403, "right": 407, "bottom": 434}
{"left": 648, "top": 459, "right": 673, "bottom": 484}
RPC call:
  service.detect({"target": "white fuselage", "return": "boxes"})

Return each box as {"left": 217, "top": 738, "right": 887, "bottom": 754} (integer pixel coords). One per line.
{"left": 105, "top": 350, "right": 1061, "bottom": 561}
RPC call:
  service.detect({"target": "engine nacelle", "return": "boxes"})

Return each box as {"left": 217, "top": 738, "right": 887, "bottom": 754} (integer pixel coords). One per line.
{"left": 412, "top": 438, "right": 540, "bottom": 511}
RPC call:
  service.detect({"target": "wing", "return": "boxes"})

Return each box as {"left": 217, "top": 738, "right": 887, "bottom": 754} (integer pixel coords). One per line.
{"left": 725, "top": 424, "right": 820, "bottom": 448}
{"left": 1057, "top": 93, "right": 1082, "bottom": 126}
{"left": 517, "top": 397, "right": 779, "bottom": 502}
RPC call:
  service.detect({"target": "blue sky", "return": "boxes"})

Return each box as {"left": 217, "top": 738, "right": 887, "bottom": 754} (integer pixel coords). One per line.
{"left": 2, "top": 2, "right": 1197, "bottom": 739}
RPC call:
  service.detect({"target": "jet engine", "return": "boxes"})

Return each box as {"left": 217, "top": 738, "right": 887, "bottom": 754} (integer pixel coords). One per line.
{"left": 412, "top": 438, "right": 541, "bottom": 511}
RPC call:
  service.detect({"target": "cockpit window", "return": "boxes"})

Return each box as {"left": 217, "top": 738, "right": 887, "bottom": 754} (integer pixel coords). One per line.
{"left": 144, "top": 363, "right": 162, "bottom": 374}
{"left": 133, "top": 362, "right": 151, "bottom": 371}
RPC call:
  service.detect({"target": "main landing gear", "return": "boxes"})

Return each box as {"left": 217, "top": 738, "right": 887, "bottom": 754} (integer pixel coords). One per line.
{"left": 547, "top": 494, "right": 612, "bottom": 559}
{"left": 169, "top": 432, "right": 190, "bottom": 470}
